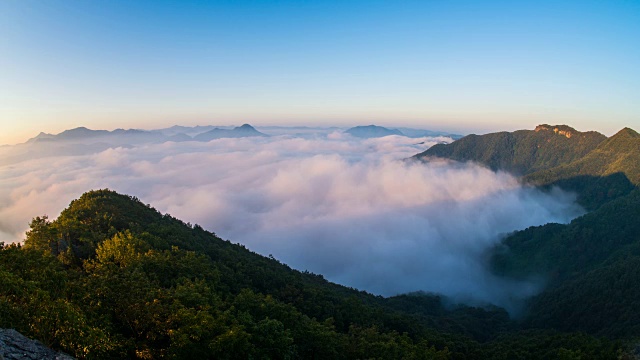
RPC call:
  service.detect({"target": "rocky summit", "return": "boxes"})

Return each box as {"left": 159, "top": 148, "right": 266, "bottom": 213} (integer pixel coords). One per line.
{"left": 0, "top": 329, "right": 74, "bottom": 360}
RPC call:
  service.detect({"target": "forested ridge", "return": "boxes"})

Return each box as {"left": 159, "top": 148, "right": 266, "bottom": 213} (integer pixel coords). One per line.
{"left": 414, "top": 125, "right": 639, "bottom": 210}
{"left": 0, "top": 190, "right": 627, "bottom": 359}
{"left": 414, "top": 124, "right": 606, "bottom": 177}
{"left": 417, "top": 124, "right": 640, "bottom": 353}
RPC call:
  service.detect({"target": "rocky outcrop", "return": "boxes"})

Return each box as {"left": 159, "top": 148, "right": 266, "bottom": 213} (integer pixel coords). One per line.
{"left": 0, "top": 329, "right": 75, "bottom": 360}
{"left": 534, "top": 124, "right": 577, "bottom": 138}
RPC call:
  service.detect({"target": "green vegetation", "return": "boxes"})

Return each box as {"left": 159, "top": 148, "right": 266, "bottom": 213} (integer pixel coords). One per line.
{"left": 0, "top": 190, "right": 625, "bottom": 359}
{"left": 414, "top": 125, "right": 606, "bottom": 176}
{"left": 486, "top": 127, "right": 640, "bottom": 339}
{"left": 492, "top": 188, "right": 640, "bottom": 338}
{"left": 525, "top": 128, "right": 640, "bottom": 209}
{"left": 416, "top": 124, "right": 640, "bottom": 348}
{"left": 526, "top": 128, "right": 640, "bottom": 186}
{"left": 416, "top": 125, "right": 640, "bottom": 210}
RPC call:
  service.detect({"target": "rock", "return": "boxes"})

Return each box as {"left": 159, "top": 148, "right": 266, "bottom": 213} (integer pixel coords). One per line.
{"left": 0, "top": 329, "right": 75, "bottom": 360}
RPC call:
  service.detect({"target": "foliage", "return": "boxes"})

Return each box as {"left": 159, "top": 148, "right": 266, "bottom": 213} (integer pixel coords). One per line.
{"left": 525, "top": 127, "right": 640, "bottom": 209}
{"left": 415, "top": 125, "right": 606, "bottom": 176}
{"left": 491, "top": 188, "right": 640, "bottom": 337}
{"left": 0, "top": 189, "right": 627, "bottom": 358}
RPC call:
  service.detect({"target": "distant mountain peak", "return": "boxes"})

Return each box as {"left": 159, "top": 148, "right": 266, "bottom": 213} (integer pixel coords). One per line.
{"left": 345, "top": 125, "right": 404, "bottom": 138}
{"left": 193, "top": 123, "right": 267, "bottom": 141}
{"left": 59, "top": 126, "right": 94, "bottom": 134}
{"left": 63, "top": 126, "right": 92, "bottom": 133}
{"left": 611, "top": 127, "right": 640, "bottom": 139}
{"left": 26, "top": 132, "right": 55, "bottom": 143}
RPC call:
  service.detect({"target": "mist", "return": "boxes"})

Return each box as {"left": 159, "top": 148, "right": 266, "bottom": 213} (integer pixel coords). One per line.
{"left": 0, "top": 131, "right": 583, "bottom": 310}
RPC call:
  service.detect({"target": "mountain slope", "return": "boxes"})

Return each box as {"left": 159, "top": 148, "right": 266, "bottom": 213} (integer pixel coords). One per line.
{"left": 0, "top": 190, "right": 623, "bottom": 359}
{"left": 521, "top": 127, "right": 640, "bottom": 209}
{"left": 2, "top": 190, "right": 480, "bottom": 358}
{"left": 493, "top": 188, "right": 640, "bottom": 281}
{"left": 414, "top": 125, "right": 606, "bottom": 176}
{"left": 491, "top": 187, "right": 640, "bottom": 337}
{"left": 526, "top": 127, "right": 640, "bottom": 186}
{"left": 411, "top": 124, "right": 640, "bottom": 339}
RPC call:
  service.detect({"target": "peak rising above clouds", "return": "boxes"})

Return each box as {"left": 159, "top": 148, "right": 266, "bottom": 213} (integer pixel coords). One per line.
{"left": 0, "top": 129, "right": 583, "bottom": 310}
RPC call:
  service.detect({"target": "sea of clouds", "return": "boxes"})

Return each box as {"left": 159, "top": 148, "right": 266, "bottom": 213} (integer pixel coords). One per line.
{"left": 0, "top": 131, "right": 583, "bottom": 311}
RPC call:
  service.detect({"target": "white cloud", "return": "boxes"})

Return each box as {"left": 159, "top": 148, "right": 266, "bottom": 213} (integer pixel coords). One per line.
{"left": 0, "top": 133, "right": 582, "bottom": 310}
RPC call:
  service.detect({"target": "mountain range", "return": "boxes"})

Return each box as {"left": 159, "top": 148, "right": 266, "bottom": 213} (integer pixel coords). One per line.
{"left": 345, "top": 125, "right": 461, "bottom": 139}
{"left": 1, "top": 123, "right": 639, "bottom": 358}
{"left": 27, "top": 124, "right": 270, "bottom": 145}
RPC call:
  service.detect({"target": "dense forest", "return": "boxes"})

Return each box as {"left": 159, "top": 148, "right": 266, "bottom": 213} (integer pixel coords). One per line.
{"left": 0, "top": 190, "right": 629, "bottom": 359}
{"left": 414, "top": 125, "right": 606, "bottom": 177}
{"left": 2, "top": 124, "right": 640, "bottom": 359}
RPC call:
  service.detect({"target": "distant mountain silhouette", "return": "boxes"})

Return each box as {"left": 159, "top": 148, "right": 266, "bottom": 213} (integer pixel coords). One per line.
{"left": 26, "top": 127, "right": 156, "bottom": 143}
{"left": 395, "top": 127, "right": 463, "bottom": 139}
{"left": 193, "top": 124, "right": 268, "bottom": 141}
{"left": 344, "top": 125, "right": 403, "bottom": 138}
{"left": 57, "top": 127, "right": 110, "bottom": 139}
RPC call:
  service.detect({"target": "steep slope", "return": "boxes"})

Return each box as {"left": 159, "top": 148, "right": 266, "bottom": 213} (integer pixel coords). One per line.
{"left": 193, "top": 124, "right": 268, "bottom": 141}
{"left": 493, "top": 188, "right": 640, "bottom": 282}
{"left": 414, "top": 125, "right": 606, "bottom": 176}
{"left": 491, "top": 188, "right": 640, "bottom": 337}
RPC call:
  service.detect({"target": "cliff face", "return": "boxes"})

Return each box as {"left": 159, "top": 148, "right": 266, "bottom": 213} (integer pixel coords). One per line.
{"left": 534, "top": 124, "right": 583, "bottom": 138}
{"left": 0, "top": 329, "right": 75, "bottom": 360}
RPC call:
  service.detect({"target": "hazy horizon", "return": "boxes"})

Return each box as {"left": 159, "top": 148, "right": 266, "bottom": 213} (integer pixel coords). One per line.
{"left": 2, "top": 1, "right": 639, "bottom": 145}
{"left": 3, "top": 120, "right": 634, "bottom": 147}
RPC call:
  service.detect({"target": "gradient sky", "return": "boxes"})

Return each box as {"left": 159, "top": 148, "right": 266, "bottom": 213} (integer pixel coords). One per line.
{"left": 1, "top": 0, "right": 639, "bottom": 145}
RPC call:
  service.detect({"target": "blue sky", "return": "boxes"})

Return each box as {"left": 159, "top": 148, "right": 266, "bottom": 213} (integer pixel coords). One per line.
{"left": 1, "top": 0, "right": 639, "bottom": 144}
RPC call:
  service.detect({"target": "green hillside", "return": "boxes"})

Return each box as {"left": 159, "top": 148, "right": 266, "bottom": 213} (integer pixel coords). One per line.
{"left": 413, "top": 124, "right": 640, "bottom": 341}
{"left": 526, "top": 127, "right": 640, "bottom": 185}
{"left": 523, "top": 128, "right": 640, "bottom": 209}
{"left": 492, "top": 188, "right": 640, "bottom": 283}
{"left": 492, "top": 187, "right": 640, "bottom": 337}
{"left": 0, "top": 190, "right": 624, "bottom": 359}
{"left": 414, "top": 125, "right": 606, "bottom": 176}
{"left": 490, "top": 127, "right": 640, "bottom": 335}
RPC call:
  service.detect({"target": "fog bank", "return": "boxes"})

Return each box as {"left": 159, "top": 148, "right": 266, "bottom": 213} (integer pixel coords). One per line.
{"left": 0, "top": 132, "right": 582, "bottom": 309}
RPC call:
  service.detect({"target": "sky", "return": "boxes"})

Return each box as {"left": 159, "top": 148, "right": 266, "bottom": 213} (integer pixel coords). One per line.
{"left": 1, "top": 0, "right": 639, "bottom": 145}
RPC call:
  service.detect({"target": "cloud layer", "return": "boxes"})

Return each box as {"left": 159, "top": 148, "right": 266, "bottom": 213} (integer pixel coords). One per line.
{"left": 0, "top": 133, "right": 582, "bottom": 310}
